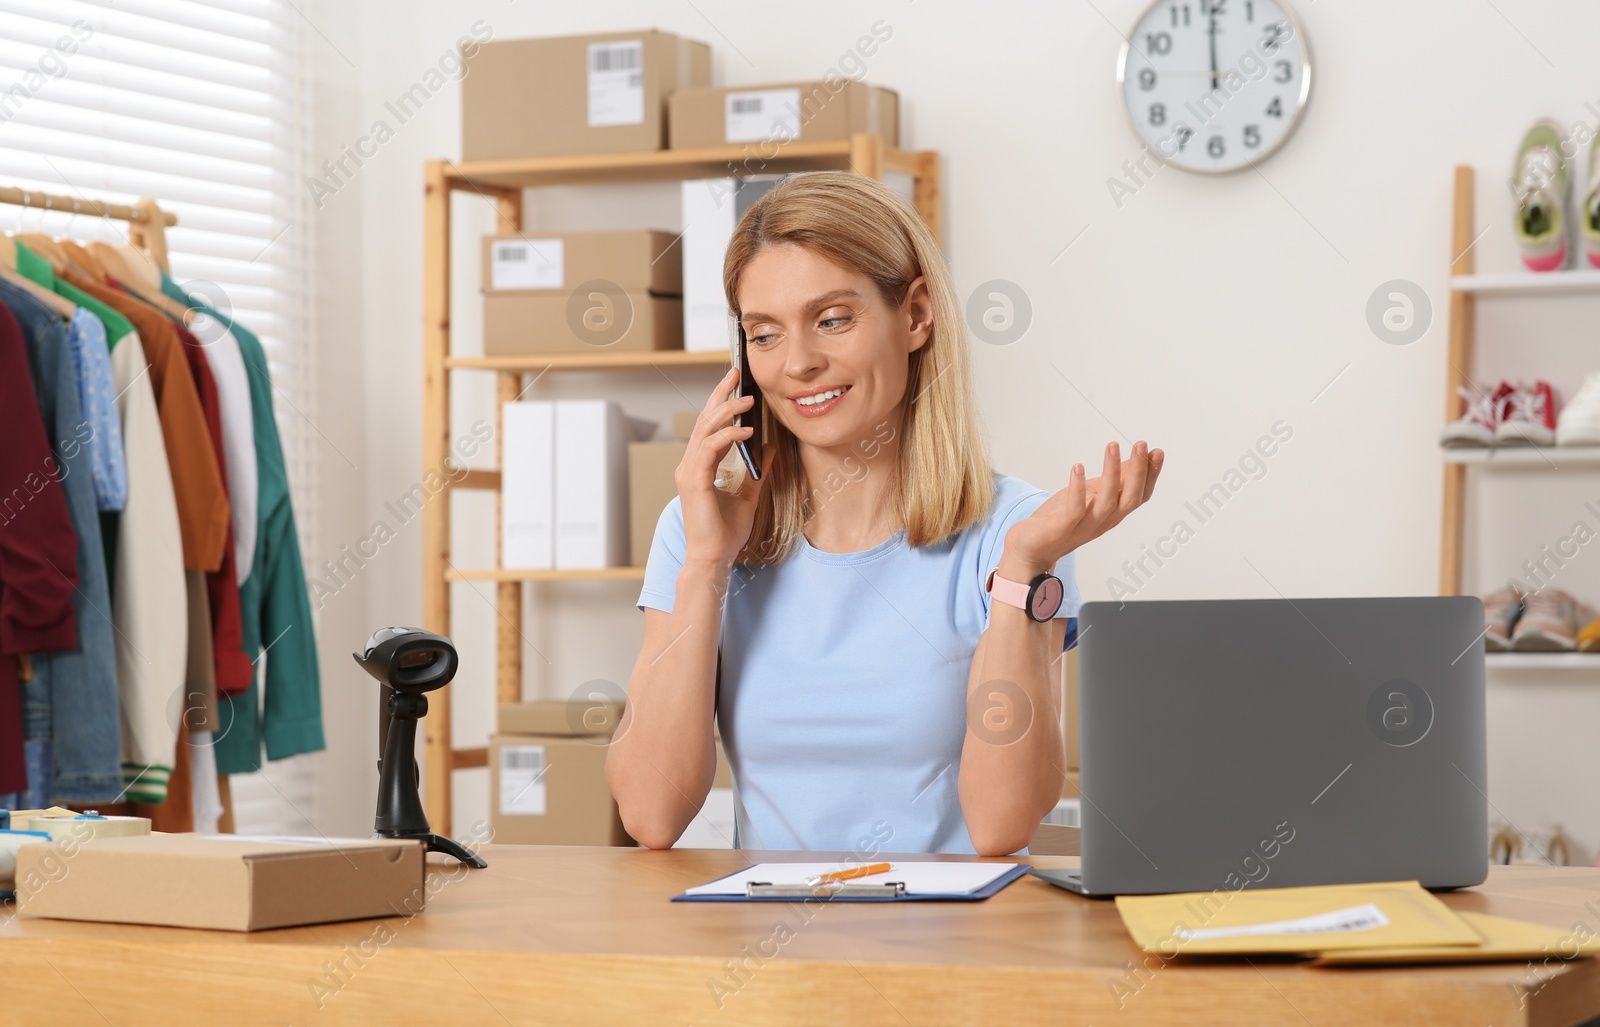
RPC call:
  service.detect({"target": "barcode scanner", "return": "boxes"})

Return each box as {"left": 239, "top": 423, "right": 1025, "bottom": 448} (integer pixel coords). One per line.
{"left": 355, "top": 627, "right": 487, "bottom": 868}
{"left": 734, "top": 318, "right": 764, "bottom": 480}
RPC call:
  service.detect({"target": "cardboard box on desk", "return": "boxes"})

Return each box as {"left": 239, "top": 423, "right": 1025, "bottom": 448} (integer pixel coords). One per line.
{"left": 14, "top": 834, "right": 425, "bottom": 931}
{"left": 669, "top": 81, "right": 899, "bottom": 149}
{"left": 461, "top": 30, "right": 710, "bottom": 160}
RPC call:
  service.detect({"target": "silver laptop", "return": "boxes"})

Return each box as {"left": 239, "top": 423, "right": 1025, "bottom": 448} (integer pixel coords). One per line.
{"left": 1031, "top": 596, "right": 1488, "bottom": 897}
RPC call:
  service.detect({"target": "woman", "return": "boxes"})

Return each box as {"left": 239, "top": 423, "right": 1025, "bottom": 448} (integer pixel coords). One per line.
{"left": 606, "top": 172, "right": 1163, "bottom": 856}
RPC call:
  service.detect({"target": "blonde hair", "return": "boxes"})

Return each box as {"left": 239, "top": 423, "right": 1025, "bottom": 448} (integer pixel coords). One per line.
{"left": 723, "top": 172, "right": 994, "bottom": 566}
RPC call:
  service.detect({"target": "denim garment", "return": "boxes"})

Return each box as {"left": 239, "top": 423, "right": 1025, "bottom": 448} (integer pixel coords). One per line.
{"left": 0, "top": 281, "right": 123, "bottom": 801}
{"left": 0, "top": 736, "right": 53, "bottom": 809}
{"left": 66, "top": 307, "right": 128, "bottom": 511}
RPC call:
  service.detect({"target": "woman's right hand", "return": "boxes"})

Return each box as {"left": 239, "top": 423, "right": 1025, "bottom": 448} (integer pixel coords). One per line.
{"left": 676, "top": 366, "right": 771, "bottom": 569}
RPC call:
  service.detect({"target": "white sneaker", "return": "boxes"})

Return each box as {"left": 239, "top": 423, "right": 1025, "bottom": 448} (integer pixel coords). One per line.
{"left": 1557, "top": 372, "right": 1600, "bottom": 446}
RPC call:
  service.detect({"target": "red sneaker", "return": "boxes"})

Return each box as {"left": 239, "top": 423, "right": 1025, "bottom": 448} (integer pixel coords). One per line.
{"left": 1441, "top": 382, "right": 1513, "bottom": 447}
{"left": 1497, "top": 380, "right": 1558, "bottom": 446}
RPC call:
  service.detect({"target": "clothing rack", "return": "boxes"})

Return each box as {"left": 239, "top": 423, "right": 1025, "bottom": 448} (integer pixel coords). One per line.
{"left": 0, "top": 187, "right": 237, "bottom": 832}
{"left": 0, "top": 186, "right": 177, "bottom": 271}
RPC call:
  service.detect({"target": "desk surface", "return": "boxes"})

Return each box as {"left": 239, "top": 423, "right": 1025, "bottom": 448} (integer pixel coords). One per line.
{"left": 3, "top": 845, "right": 1599, "bottom": 1026}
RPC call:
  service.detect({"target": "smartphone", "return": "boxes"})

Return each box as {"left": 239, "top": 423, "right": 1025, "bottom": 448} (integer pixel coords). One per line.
{"left": 734, "top": 319, "right": 764, "bottom": 481}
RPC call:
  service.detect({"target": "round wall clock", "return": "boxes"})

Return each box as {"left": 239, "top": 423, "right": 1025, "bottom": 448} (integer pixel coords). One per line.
{"left": 1116, "top": 0, "right": 1312, "bottom": 174}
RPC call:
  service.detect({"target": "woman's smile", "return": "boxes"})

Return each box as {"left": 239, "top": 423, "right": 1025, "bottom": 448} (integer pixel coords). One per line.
{"left": 790, "top": 383, "right": 852, "bottom": 416}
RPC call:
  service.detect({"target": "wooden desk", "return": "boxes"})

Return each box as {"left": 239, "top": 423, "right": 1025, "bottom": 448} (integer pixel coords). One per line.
{"left": 2, "top": 846, "right": 1598, "bottom": 1026}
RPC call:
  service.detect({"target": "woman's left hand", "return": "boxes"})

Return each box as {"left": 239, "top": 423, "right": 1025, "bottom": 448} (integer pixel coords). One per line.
{"left": 1004, "top": 441, "right": 1165, "bottom": 569}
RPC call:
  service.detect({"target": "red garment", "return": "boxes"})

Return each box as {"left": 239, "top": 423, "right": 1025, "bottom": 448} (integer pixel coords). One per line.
{"left": 0, "top": 303, "right": 80, "bottom": 793}
{"left": 170, "top": 314, "right": 252, "bottom": 696}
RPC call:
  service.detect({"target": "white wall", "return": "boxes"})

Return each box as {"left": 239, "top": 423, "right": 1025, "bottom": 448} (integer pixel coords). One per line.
{"left": 299, "top": 0, "right": 1600, "bottom": 861}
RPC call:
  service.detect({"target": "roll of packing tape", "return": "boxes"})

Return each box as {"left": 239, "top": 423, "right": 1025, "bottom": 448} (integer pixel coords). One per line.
{"left": 0, "top": 829, "right": 50, "bottom": 892}
{"left": 32, "top": 814, "right": 151, "bottom": 841}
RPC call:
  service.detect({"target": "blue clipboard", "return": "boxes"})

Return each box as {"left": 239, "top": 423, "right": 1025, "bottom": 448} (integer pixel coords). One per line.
{"left": 672, "top": 863, "right": 1033, "bottom": 902}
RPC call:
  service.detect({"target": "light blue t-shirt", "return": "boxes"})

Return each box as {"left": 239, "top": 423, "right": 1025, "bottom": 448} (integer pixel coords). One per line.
{"left": 636, "top": 473, "right": 1081, "bottom": 854}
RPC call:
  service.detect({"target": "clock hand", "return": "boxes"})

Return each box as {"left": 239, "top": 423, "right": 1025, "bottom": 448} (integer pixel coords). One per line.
{"left": 1208, "top": 3, "right": 1219, "bottom": 91}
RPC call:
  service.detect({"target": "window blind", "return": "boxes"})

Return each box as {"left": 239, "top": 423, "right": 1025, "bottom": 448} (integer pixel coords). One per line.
{"left": 0, "top": 0, "right": 321, "bottom": 834}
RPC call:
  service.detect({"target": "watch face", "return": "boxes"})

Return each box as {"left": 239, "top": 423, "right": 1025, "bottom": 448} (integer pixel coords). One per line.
{"left": 1116, "top": 0, "right": 1312, "bottom": 174}
{"left": 1029, "top": 576, "right": 1065, "bottom": 621}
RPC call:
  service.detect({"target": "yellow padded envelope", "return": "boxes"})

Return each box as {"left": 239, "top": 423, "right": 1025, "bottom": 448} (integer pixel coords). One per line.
{"left": 1314, "top": 911, "right": 1600, "bottom": 966}
{"left": 1116, "top": 880, "right": 1481, "bottom": 956}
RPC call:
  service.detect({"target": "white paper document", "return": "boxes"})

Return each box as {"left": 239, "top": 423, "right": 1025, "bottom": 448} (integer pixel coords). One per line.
{"left": 1173, "top": 903, "right": 1392, "bottom": 942}
{"left": 683, "top": 861, "right": 1021, "bottom": 897}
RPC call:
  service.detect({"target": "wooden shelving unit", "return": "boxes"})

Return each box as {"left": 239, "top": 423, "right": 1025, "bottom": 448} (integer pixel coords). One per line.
{"left": 1440, "top": 164, "right": 1600, "bottom": 674}
{"left": 421, "top": 135, "right": 942, "bottom": 835}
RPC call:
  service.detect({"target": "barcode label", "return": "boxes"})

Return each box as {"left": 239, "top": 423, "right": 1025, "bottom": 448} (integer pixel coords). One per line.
{"left": 590, "top": 43, "right": 640, "bottom": 72}
{"left": 725, "top": 88, "right": 801, "bottom": 144}
{"left": 491, "top": 239, "right": 563, "bottom": 290}
{"left": 1173, "top": 903, "right": 1391, "bottom": 942}
{"left": 499, "top": 744, "right": 548, "bottom": 816}
{"left": 587, "top": 40, "right": 645, "bottom": 127}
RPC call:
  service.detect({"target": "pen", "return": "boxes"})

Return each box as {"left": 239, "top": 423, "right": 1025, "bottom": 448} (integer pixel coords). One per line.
{"left": 804, "top": 862, "right": 892, "bottom": 887}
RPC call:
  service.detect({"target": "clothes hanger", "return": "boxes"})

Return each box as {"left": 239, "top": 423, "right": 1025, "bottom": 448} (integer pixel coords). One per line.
{"left": 90, "top": 239, "right": 193, "bottom": 324}
{"left": 0, "top": 192, "right": 77, "bottom": 318}
{"left": 17, "top": 231, "right": 72, "bottom": 275}
{"left": 0, "top": 263, "right": 78, "bottom": 319}
{"left": 57, "top": 239, "right": 107, "bottom": 281}
{"left": 109, "top": 241, "right": 160, "bottom": 291}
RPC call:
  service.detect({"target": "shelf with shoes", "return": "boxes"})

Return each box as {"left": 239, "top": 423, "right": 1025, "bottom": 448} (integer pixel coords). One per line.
{"left": 1484, "top": 652, "right": 1600, "bottom": 670}
{"left": 1442, "top": 447, "right": 1600, "bottom": 465}
{"left": 1441, "top": 158, "right": 1600, "bottom": 599}
{"left": 1449, "top": 269, "right": 1600, "bottom": 296}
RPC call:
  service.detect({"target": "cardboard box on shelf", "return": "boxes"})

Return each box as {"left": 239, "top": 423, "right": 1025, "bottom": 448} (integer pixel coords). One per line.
{"left": 671, "top": 410, "right": 701, "bottom": 440}
{"left": 14, "top": 834, "right": 426, "bottom": 931}
{"left": 668, "top": 81, "right": 899, "bottom": 150}
{"left": 500, "top": 700, "right": 624, "bottom": 737}
{"left": 484, "top": 292, "right": 682, "bottom": 355}
{"left": 491, "top": 701, "right": 730, "bottom": 845}
{"left": 462, "top": 30, "right": 711, "bottom": 160}
{"left": 629, "top": 439, "right": 687, "bottom": 567}
{"left": 482, "top": 230, "right": 683, "bottom": 296}
{"left": 491, "top": 729, "right": 633, "bottom": 847}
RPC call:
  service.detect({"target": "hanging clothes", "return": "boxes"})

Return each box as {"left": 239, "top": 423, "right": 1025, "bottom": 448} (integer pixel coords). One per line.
{"left": 61, "top": 268, "right": 229, "bottom": 571}
{"left": 160, "top": 309, "right": 252, "bottom": 697}
{"left": 162, "top": 274, "right": 325, "bottom": 773}
{"left": 0, "top": 302, "right": 79, "bottom": 797}
{"left": 64, "top": 308, "right": 128, "bottom": 512}
{"left": 15, "top": 242, "right": 189, "bottom": 809}
{"left": 0, "top": 278, "right": 122, "bottom": 802}
{"left": 185, "top": 312, "right": 257, "bottom": 582}
{"left": 59, "top": 266, "right": 223, "bottom": 804}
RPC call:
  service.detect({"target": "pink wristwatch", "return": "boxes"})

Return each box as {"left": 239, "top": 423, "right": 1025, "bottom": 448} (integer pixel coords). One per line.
{"left": 986, "top": 569, "right": 1064, "bottom": 623}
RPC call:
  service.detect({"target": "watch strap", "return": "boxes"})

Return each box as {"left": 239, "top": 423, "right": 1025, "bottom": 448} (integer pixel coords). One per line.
{"left": 985, "top": 569, "right": 1035, "bottom": 613}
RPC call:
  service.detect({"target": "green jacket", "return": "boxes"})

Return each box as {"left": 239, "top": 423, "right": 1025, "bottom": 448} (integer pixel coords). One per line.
{"left": 161, "top": 273, "right": 324, "bottom": 772}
